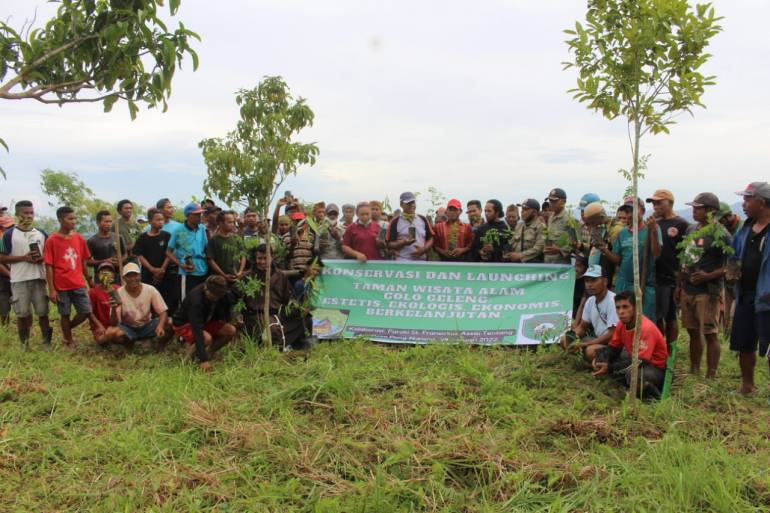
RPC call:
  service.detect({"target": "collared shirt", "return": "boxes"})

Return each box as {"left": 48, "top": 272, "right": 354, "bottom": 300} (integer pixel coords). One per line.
{"left": 343, "top": 221, "right": 382, "bottom": 261}
{"left": 168, "top": 222, "right": 209, "bottom": 276}
{"left": 545, "top": 209, "right": 574, "bottom": 264}
{"left": 511, "top": 218, "right": 546, "bottom": 263}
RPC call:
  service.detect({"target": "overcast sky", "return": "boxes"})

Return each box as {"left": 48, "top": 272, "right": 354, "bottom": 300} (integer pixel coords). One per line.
{"left": 1, "top": 0, "right": 768, "bottom": 215}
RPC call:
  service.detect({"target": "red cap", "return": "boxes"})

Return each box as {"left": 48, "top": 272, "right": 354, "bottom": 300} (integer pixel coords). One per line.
{"left": 290, "top": 212, "right": 306, "bottom": 221}
{"left": 446, "top": 198, "right": 462, "bottom": 210}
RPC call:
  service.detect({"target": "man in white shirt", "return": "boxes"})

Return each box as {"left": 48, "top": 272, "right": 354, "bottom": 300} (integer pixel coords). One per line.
{"left": 0, "top": 201, "right": 53, "bottom": 349}
{"left": 386, "top": 192, "right": 434, "bottom": 261}
{"left": 566, "top": 265, "right": 618, "bottom": 362}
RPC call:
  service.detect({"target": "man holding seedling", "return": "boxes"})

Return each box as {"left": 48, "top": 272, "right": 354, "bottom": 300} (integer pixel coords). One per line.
{"left": 678, "top": 192, "right": 731, "bottom": 378}
{"left": 563, "top": 265, "right": 618, "bottom": 362}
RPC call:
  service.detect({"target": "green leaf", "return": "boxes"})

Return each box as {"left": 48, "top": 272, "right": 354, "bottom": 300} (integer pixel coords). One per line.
{"left": 103, "top": 94, "right": 119, "bottom": 113}
{"left": 0, "top": 137, "right": 8, "bottom": 152}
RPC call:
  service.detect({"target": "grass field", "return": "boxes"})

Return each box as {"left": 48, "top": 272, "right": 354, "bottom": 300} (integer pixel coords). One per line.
{"left": 2, "top": 324, "right": 770, "bottom": 512}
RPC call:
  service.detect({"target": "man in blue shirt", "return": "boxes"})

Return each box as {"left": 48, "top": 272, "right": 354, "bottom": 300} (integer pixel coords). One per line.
{"left": 167, "top": 203, "right": 209, "bottom": 299}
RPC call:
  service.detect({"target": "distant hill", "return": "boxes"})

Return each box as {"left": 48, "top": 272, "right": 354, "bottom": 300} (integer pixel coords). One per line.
{"left": 675, "top": 201, "right": 743, "bottom": 222}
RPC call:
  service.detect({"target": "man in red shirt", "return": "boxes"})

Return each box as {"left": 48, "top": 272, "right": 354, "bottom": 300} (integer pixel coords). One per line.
{"left": 44, "top": 206, "right": 93, "bottom": 349}
{"left": 433, "top": 199, "right": 474, "bottom": 262}
{"left": 592, "top": 290, "right": 668, "bottom": 399}
{"left": 342, "top": 202, "right": 384, "bottom": 262}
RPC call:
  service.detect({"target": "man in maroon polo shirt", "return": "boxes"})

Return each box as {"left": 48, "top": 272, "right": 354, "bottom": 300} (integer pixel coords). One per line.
{"left": 342, "top": 202, "right": 384, "bottom": 262}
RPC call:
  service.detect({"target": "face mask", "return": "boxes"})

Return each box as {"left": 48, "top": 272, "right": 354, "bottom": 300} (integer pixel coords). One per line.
{"left": 15, "top": 215, "right": 33, "bottom": 230}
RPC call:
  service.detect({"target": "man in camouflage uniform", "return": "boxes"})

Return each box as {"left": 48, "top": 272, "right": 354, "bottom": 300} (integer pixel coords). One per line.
{"left": 505, "top": 199, "right": 545, "bottom": 263}
{"left": 544, "top": 188, "right": 574, "bottom": 264}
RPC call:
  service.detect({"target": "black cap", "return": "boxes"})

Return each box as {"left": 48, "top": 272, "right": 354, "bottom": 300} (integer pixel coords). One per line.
{"left": 686, "top": 192, "right": 720, "bottom": 210}
{"left": 548, "top": 188, "right": 567, "bottom": 200}
{"left": 517, "top": 198, "right": 541, "bottom": 211}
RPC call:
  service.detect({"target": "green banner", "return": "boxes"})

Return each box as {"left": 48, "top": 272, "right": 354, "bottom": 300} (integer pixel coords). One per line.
{"left": 312, "top": 260, "right": 575, "bottom": 345}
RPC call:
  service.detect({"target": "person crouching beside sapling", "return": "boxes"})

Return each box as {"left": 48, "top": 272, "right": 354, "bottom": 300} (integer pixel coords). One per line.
{"left": 592, "top": 291, "right": 668, "bottom": 400}
{"left": 562, "top": 265, "right": 618, "bottom": 363}
{"left": 172, "top": 275, "right": 237, "bottom": 371}
{"left": 44, "top": 206, "right": 93, "bottom": 349}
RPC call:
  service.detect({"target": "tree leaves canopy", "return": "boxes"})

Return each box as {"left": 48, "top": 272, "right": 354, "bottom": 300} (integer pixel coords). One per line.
{"left": 0, "top": 0, "right": 199, "bottom": 116}
{"left": 563, "top": 0, "right": 722, "bottom": 135}
{"left": 199, "top": 76, "right": 319, "bottom": 213}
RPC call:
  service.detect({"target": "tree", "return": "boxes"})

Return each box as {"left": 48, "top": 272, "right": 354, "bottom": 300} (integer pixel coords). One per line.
{"left": 0, "top": 0, "right": 200, "bottom": 178}
{"left": 564, "top": 0, "right": 721, "bottom": 401}
{"left": 40, "top": 169, "right": 113, "bottom": 233}
{"left": 200, "top": 76, "right": 319, "bottom": 346}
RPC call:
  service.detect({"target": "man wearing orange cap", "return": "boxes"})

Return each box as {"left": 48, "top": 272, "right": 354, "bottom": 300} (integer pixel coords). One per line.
{"left": 433, "top": 199, "right": 474, "bottom": 262}
{"left": 646, "top": 189, "right": 690, "bottom": 346}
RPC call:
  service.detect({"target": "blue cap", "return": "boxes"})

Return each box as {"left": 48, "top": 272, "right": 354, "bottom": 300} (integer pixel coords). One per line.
{"left": 399, "top": 192, "right": 417, "bottom": 203}
{"left": 579, "top": 193, "right": 601, "bottom": 211}
{"left": 183, "top": 203, "right": 205, "bottom": 217}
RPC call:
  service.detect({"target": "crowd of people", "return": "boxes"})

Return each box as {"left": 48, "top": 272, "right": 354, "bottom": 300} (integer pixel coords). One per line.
{"left": 0, "top": 182, "right": 767, "bottom": 396}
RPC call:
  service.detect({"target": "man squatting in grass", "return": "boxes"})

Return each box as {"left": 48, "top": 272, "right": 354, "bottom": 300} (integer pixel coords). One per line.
{"left": 562, "top": 264, "right": 618, "bottom": 362}
{"left": 44, "top": 206, "right": 94, "bottom": 349}
{"left": 592, "top": 291, "right": 668, "bottom": 400}
{"left": 89, "top": 262, "right": 172, "bottom": 347}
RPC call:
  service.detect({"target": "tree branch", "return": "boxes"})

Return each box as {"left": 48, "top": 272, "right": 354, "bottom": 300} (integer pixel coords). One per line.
{"left": 0, "top": 35, "right": 97, "bottom": 95}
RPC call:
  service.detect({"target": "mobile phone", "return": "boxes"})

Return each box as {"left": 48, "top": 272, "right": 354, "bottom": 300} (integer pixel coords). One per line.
{"left": 108, "top": 289, "right": 122, "bottom": 305}
{"left": 28, "top": 242, "right": 40, "bottom": 257}
{"left": 408, "top": 226, "right": 416, "bottom": 240}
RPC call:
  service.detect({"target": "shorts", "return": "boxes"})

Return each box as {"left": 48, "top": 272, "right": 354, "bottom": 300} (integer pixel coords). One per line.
{"left": 655, "top": 284, "right": 677, "bottom": 323}
{"left": 57, "top": 288, "right": 92, "bottom": 316}
{"left": 680, "top": 292, "right": 720, "bottom": 335}
{"left": 173, "top": 320, "right": 227, "bottom": 345}
{"left": 730, "top": 295, "right": 770, "bottom": 356}
{"left": 0, "top": 288, "right": 10, "bottom": 316}
{"left": 11, "top": 279, "right": 50, "bottom": 318}
{"left": 118, "top": 318, "right": 160, "bottom": 342}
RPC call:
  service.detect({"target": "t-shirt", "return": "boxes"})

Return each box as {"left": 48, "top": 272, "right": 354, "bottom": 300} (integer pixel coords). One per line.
{"left": 87, "top": 233, "right": 127, "bottom": 281}
{"left": 581, "top": 290, "right": 619, "bottom": 337}
{"left": 343, "top": 222, "right": 382, "bottom": 261}
{"left": 117, "top": 283, "right": 167, "bottom": 328}
{"left": 1, "top": 226, "right": 47, "bottom": 283}
{"left": 133, "top": 230, "right": 171, "bottom": 283}
{"left": 387, "top": 215, "right": 433, "bottom": 261}
{"left": 612, "top": 226, "right": 662, "bottom": 288}
{"left": 609, "top": 315, "right": 668, "bottom": 369}
{"left": 168, "top": 222, "right": 208, "bottom": 276}
{"left": 118, "top": 218, "right": 140, "bottom": 249}
{"left": 682, "top": 223, "right": 732, "bottom": 296}
{"left": 44, "top": 232, "right": 91, "bottom": 291}
{"left": 88, "top": 285, "right": 119, "bottom": 331}
{"left": 207, "top": 234, "right": 245, "bottom": 275}
{"left": 655, "top": 216, "right": 689, "bottom": 286}
{"left": 740, "top": 222, "right": 769, "bottom": 297}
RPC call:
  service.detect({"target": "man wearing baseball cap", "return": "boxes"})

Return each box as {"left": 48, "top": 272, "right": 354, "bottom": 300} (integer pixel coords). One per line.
{"left": 544, "top": 188, "right": 573, "bottom": 265}
{"left": 433, "top": 199, "right": 473, "bottom": 262}
{"left": 717, "top": 201, "right": 743, "bottom": 236}
{"left": 729, "top": 182, "right": 770, "bottom": 395}
{"left": 679, "top": 192, "right": 732, "bottom": 378}
{"left": 387, "top": 192, "right": 433, "bottom": 261}
{"left": 507, "top": 199, "right": 546, "bottom": 263}
{"left": 647, "top": 188, "right": 690, "bottom": 346}
{"left": 319, "top": 203, "right": 345, "bottom": 261}
{"left": 564, "top": 264, "right": 619, "bottom": 363}
{"left": 166, "top": 202, "right": 209, "bottom": 299}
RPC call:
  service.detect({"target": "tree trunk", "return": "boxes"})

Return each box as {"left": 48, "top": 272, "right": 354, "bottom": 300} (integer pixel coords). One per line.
{"left": 628, "top": 118, "right": 644, "bottom": 404}
{"left": 263, "top": 211, "right": 273, "bottom": 347}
